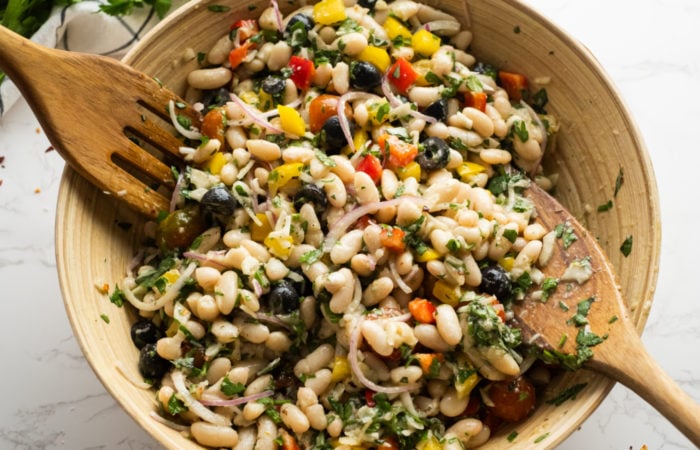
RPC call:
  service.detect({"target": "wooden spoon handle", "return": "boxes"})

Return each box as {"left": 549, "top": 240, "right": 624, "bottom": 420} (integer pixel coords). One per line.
{"left": 0, "top": 25, "right": 52, "bottom": 86}
{"left": 591, "top": 325, "right": 700, "bottom": 446}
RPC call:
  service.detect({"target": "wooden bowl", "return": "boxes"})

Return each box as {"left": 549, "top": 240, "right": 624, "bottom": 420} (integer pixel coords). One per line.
{"left": 55, "top": 0, "right": 661, "bottom": 448}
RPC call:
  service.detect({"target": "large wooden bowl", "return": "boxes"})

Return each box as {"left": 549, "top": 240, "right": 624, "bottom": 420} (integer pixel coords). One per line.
{"left": 55, "top": 0, "right": 661, "bottom": 448}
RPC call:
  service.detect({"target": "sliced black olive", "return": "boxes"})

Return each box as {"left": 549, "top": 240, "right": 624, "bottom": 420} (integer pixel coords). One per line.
{"left": 130, "top": 320, "right": 163, "bottom": 350}
{"left": 294, "top": 183, "right": 328, "bottom": 215}
{"left": 285, "top": 13, "right": 314, "bottom": 34}
{"left": 200, "top": 87, "right": 231, "bottom": 109}
{"left": 261, "top": 76, "right": 286, "bottom": 96}
{"left": 416, "top": 136, "right": 450, "bottom": 171}
{"left": 200, "top": 186, "right": 237, "bottom": 217}
{"left": 321, "top": 116, "right": 352, "bottom": 153}
{"left": 268, "top": 279, "right": 300, "bottom": 314}
{"left": 423, "top": 98, "right": 447, "bottom": 122}
{"left": 350, "top": 61, "right": 382, "bottom": 91}
{"left": 138, "top": 343, "right": 171, "bottom": 380}
{"left": 358, "top": 0, "right": 378, "bottom": 10}
{"left": 479, "top": 265, "right": 514, "bottom": 302}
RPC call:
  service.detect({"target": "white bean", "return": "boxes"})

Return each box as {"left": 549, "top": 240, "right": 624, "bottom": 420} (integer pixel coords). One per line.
{"left": 191, "top": 422, "right": 238, "bottom": 448}
{"left": 330, "top": 229, "right": 364, "bottom": 265}
{"left": 267, "top": 41, "right": 292, "bottom": 71}
{"left": 435, "top": 304, "right": 462, "bottom": 346}
{"left": 294, "top": 344, "right": 335, "bottom": 378}
{"left": 246, "top": 139, "right": 281, "bottom": 162}
{"left": 187, "top": 67, "right": 232, "bottom": 90}
{"left": 280, "top": 403, "right": 310, "bottom": 433}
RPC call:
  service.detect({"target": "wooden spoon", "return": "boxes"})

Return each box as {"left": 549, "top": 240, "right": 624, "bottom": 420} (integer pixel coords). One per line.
{"left": 515, "top": 182, "right": 700, "bottom": 446}
{"left": 0, "top": 25, "right": 200, "bottom": 218}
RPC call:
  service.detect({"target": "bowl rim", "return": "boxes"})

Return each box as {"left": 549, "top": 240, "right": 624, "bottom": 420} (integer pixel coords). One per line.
{"left": 55, "top": 0, "right": 662, "bottom": 448}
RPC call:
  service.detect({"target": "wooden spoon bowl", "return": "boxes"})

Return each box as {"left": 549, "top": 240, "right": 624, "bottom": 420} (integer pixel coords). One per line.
{"left": 54, "top": 0, "right": 663, "bottom": 448}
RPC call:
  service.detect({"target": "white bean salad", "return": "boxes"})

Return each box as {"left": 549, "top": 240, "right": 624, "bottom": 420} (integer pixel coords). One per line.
{"left": 112, "top": 0, "right": 564, "bottom": 448}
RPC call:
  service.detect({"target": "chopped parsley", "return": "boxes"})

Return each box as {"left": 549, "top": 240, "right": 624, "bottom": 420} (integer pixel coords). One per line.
{"left": 567, "top": 296, "right": 595, "bottom": 326}
{"left": 540, "top": 277, "right": 559, "bottom": 302}
{"left": 100, "top": 314, "right": 110, "bottom": 323}
{"left": 221, "top": 376, "right": 246, "bottom": 396}
{"left": 620, "top": 235, "right": 633, "bottom": 257}
{"left": 597, "top": 200, "right": 613, "bottom": 212}
{"left": 554, "top": 222, "right": 577, "bottom": 249}
{"left": 614, "top": 167, "right": 624, "bottom": 196}
{"left": 109, "top": 285, "right": 125, "bottom": 307}
{"left": 546, "top": 383, "right": 588, "bottom": 406}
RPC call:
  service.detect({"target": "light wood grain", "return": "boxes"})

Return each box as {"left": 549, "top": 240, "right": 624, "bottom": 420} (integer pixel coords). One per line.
{"left": 55, "top": 0, "right": 662, "bottom": 448}
{"left": 0, "top": 25, "right": 199, "bottom": 217}
{"left": 514, "top": 183, "right": 700, "bottom": 446}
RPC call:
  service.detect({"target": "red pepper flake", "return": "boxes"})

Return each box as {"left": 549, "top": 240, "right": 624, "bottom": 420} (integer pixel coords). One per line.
{"left": 45, "top": 146, "right": 55, "bottom": 153}
{"left": 0, "top": 155, "right": 5, "bottom": 164}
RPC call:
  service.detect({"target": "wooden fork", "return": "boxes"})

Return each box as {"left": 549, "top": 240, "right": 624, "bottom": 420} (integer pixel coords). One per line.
{"left": 0, "top": 25, "right": 201, "bottom": 218}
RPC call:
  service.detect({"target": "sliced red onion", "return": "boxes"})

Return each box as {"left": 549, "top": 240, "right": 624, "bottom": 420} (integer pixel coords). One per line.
{"left": 338, "top": 92, "right": 382, "bottom": 153}
{"left": 169, "top": 170, "right": 185, "bottom": 212}
{"left": 381, "top": 75, "right": 436, "bottom": 124}
{"left": 389, "top": 257, "right": 413, "bottom": 294}
{"left": 323, "top": 197, "right": 426, "bottom": 251}
{"left": 229, "top": 93, "right": 284, "bottom": 134}
{"left": 183, "top": 250, "right": 227, "bottom": 270}
{"left": 171, "top": 370, "right": 231, "bottom": 426}
{"left": 168, "top": 100, "right": 202, "bottom": 140}
{"left": 270, "top": 0, "right": 283, "bottom": 31}
{"left": 348, "top": 317, "right": 420, "bottom": 395}
{"left": 200, "top": 389, "right": 274, "bottom": 407}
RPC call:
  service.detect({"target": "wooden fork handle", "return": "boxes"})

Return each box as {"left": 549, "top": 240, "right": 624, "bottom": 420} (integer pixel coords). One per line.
{"left": 591, "top": 323, "right": 700, "bottom": 446}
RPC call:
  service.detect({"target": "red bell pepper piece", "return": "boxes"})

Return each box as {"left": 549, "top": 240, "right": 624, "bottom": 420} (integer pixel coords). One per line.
{"left": 387, "top": 57, "right": 418, "bottom": 93}
{"left": 498, "top": 70, "right": 528, "bottom": 101}
{"left": 464, "top": 90, "right": 488, "bottom": 112}
{"left": 408, "top": 298, "right": 437, "bottom": 324}
{"left": 356, "top": 153, "right": 383, "bottom": 184}
{"left": 228, "top": 41, "right": 252, "bottom": 69}
{"left": 377, "top": 133, "right": 417, "bottom": 168}
{"left": 230, "top": 19, "right": 259, "bottom": 42}
{"left": 289, "top": 55, "right": 315, "bottom": 90}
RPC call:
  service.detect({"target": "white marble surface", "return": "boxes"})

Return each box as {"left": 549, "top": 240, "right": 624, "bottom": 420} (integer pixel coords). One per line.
{"left": 1, "top": 0, "right": 699, "bottom": 448}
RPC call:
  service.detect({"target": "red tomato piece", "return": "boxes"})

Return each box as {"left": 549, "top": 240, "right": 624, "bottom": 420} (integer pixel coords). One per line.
{"left": 387, "top": 57, "right": 418, "bottom": 93}
{"left": 377, "top": 436, "right": 399, "bottom": 450}
{"left": 279, "top": 429, "right": 300, "bottom": 450}
{"left": 377, "top": 133, "right": 418, "bottom": 168}
{"left": 289, "top": 55, "right": 315, "bottom": 90}
{"left": 498, "top": 71, "right": 528, "bottom": 102}
{"left": 464, "top": 91, "right": 488, "bottom": 112}
{"left": 228, "top": 41, "right": 252, "bottom": 69}
{"left": 230, "top": 19, "right": 259, "bottom": 42}
{"left": 487, "top": 377, "right": 536, "bottom": 422}
{"left": 308, "top": 94, "right": 343, "bottom": 133}
{"left": 379, "top": 226, "right": 406, "bottom": 253}
{"left": 408, "top": 298, "right": 437, "bottom": 324}
{"left": 356, "top": 153, "right": 383, "bottom": 184}
{"left": 365, "top": 389, "right": 376, "bottom": 407}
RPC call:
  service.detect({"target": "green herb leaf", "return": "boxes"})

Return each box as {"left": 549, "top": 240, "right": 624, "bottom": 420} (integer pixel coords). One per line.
{"left": 546, "top": 383, "right": 587, "bottom": 406}
{"left": 614, "top": 167, "right": 624, "bottom": 196}
{"left": 620, "top": 235, "right": 633, "bottom": 257}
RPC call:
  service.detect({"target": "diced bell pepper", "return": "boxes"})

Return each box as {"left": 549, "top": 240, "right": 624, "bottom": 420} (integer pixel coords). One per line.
{"left": 387, "top": 57, "right": 418, "bottom": 93}
{"left": 277, "top": 105, "right": 306, "bottom": 136}
{"left": 313, "top": 0, "right": 346, "bottom": 25}
{"left": 264, "top": 234, "right": 294, "bottom": 259}
{"left": 383, "top": 16, "right": 412, "bottom": 41}
{"left": 289, "top": 55, "right": 316, "bottom": 90}
{"left": 455, "top": 161, "right": 486, "bottom": 182}
{"left": 206, "top": 152, "right": 227, "bottom": 175}
{"left": 411, "top": 28, "right": 441, "bottom": 57}
{"left": 331, "top": 356, "right": 351, "bottom": 381}
{"left": 268, "top": 162, "right": 304, "bottom": 196}
{"left": 432, "top": 279, "right": 462, "bottom": 306}
{"left": 395, "top": 160, "right": 420, "bottom": 181}
{"left": 357, "top": 45, "right": 391, "bottom": 72}
{"left": 251, "top": 213, "right": 273, "bottom": 242}
{"left": 356, "top": 153, "right": 383, "bottom": 184}
{"left": 415, "top": 247, "right": 440, "bottom": 262}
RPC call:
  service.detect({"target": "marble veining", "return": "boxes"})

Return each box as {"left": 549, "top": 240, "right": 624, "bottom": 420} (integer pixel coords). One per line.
{"left": 2, "top": 0, "right": 699, "bottom": 449}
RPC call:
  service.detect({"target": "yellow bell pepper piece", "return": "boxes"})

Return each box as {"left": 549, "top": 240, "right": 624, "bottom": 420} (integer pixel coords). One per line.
{"left": 418, "top": 434, "right": 443, "bottom": 450}
{"left": 499, "top": 256, "right": 515, "bottom": 272}
{"left": 251, "top": 213, "right": 273, "bottom": 242}
{"left": 330, "top": 356, "right": 351, "bottom": 382}
{"left": 239, "top": 90, "right": 258, "bottom": 105}
{"left": 396, "top": 161, "right": 421, "bottom": 181}
{"left": 412, "top": 28, "right": 441, "bottom": 57}
{"left": 277, "top": 105, "right": 306, "bottom": 136}
{"left": 455, "top": 161, "right": 486, "bottom": 182}
{"left": 412, "top": 59, "right": 435, "bottom": 86}
{"left": 367, "top": 100, "right": 391, "bottom": 125}
{"left": 383, "top": 16, "right": 412, "bottom": 41}
{"left": 416, "top": 247, "right": 439, "bottom": 262}
{"left": 258, "top": 89, "right": 274, "bottom": 111}
{"left": 455, "top": 370, "right": 480, "bottom": 399}
{"left": 206, "top": 152, "right": 227, "bottom": 175}
{"left": 264, "top": 234, "right": 294, "bottom": 259}
{"left": 268, "top": 162, "right": 304, "bottom": 196}
{"left": 313, "top": 0, "right": 346, "bottom": 25}
{"left": 432, "top": 280, "right": 461, "bottom": 306}
{"left": 357, "top": 45, "right": 391, "bottom": 72}
{"left": 163, "top": 269, "right": 180, "bottom": 284}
